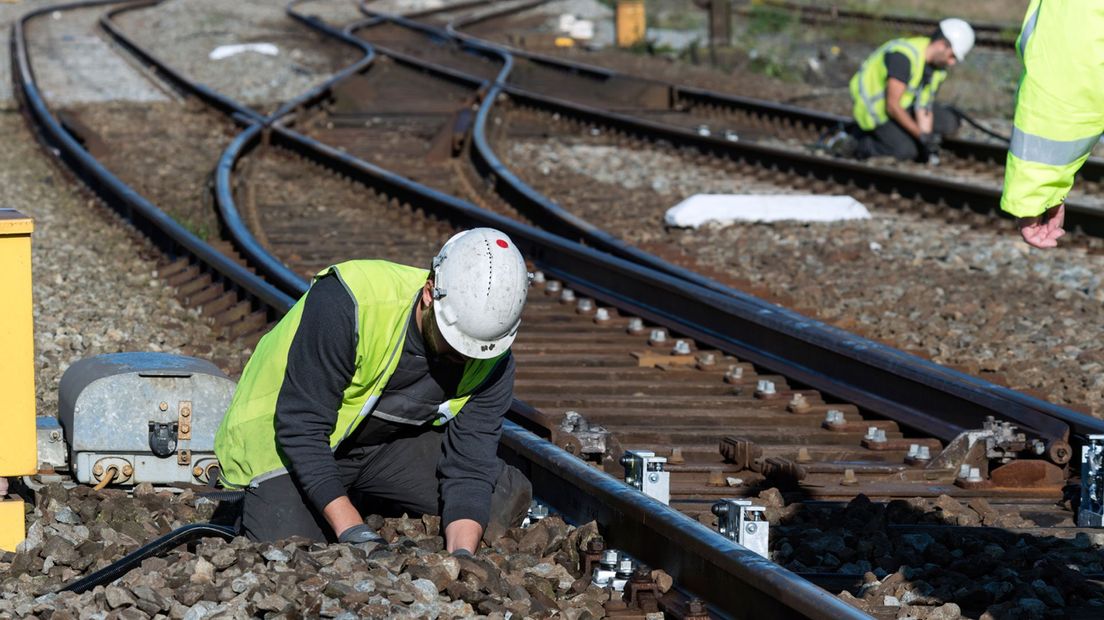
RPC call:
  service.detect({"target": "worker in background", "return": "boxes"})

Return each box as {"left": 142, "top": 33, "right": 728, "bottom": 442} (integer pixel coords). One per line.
{"left": 829, "top": 19, "right": 975, "bottom": 163}
{"left": 215, "top": 228, "right": 533, "bottom": 553}
{"left": 1001, "top": 1, "right": 1104, "bottom": 249}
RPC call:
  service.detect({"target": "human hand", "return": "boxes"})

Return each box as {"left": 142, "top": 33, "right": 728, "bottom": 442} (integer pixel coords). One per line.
{"left": 1017, "top": 204, "right": 1066, "bottom": 249}
{"left": 0, "top": 477, "right": 8, "bottom": 498}
{"left": 337, "top": 523, "right": 383, "bottom": 544}
{"left": 919, "top": 133, "right": 941, "bottom": 162}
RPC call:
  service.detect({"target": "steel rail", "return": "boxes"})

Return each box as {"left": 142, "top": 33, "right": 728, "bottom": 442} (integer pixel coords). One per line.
{"left": 299, "top": 8, "right": 1104, "bottom": 450}
{"left": 208, "top": 103, "right": 873, "bottom": 620}
{"left": 340, "top": 12, "right": 748, "bottom": 299}
{"left": 11, "top": 0, "right": 296, "bottom": 320}
{"left": 17, "top": 3, "right": 868, "bottom": 614}
{"left": 437, "top": 3, "right": 1104, "bottom": 204}
{"left": 737, "top": 1, "right": 1016, "bottom": 49}
{"left": 17, "top": 3, "right": 1101, "bottom": 616}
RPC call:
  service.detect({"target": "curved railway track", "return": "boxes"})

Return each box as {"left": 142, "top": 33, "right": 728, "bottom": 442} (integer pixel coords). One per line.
{"left": 15, "top": 1, "right": 1104, "bottom": 618}
{"left": 362, "top": 1, "right": 1104, "bottom": 244}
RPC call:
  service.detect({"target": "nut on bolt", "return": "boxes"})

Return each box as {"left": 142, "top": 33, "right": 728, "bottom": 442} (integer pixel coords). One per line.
{"left": 724, "top": 365, "right": 744, "bottom": 383}
{"left": 545, "top": 280, "right": 562, "bottom": 295}
{"left": 121, "top": 464, "right": 134, "bottom": 478}
{"left": 626, "top": 317, "right": 645, "bottom": 334}
{"left": 648, "top": 329, "right": 667, "bottom": 345}
{"left": 93, "top": 463, "right": 104, "bottom": 477}
{"left": 593, "top": 308, "right": 611, "bottom": 324}
{"left": 671, "top": 340, "right": 691, "bottom": 356}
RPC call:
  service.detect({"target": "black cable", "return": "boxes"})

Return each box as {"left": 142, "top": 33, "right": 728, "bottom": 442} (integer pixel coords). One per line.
{"left": 947, "top": 104, "right": 1011, "bottom": 143}
{"left": 62, "top": 523, "right": 236, "bottom": 594}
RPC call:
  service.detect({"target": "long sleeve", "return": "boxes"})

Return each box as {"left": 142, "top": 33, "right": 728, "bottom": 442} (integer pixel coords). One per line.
{"left": 273, "top": 275, "right": 357, "bottom": 514}
{"left": 437, "top": 355, "right": 515, "bottom": 530}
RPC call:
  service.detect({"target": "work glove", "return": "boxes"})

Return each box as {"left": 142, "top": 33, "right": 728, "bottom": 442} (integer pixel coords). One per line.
{"left": 338, "top": 524, "right": 383, "bottom": 544}
{"left": 919, "top": 132, "right": 941, "bottom": 164}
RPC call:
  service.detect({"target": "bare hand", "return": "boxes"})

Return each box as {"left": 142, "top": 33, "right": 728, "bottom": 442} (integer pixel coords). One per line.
{"left": 1017, "top": 204, "right": 1066, "bottom": 249}
{"left": 0, "top": 477, "right": 7, "bottom": 498}
{"left": 444, "top": 518, "right": 483, "bottom": 554}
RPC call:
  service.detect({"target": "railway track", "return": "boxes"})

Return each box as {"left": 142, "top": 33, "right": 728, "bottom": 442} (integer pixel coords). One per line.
{"left": 375, "top": 1, "right": 1104, "bottom": 242}
{"left": 15, "top": 1, "right": 1104, "bottom": 618}
{"left": 732, "top": 1, "right": 1018, "bottom": 50}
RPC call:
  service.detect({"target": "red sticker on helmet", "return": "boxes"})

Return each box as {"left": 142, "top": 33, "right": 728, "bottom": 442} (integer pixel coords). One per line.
{"left": 496, "top": 239, "right": 509, "bottom": 248}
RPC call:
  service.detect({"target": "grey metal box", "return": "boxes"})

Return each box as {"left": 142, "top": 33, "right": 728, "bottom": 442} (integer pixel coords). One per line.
{"left": 58, "top": 353, "right": 235, "bottom": 486}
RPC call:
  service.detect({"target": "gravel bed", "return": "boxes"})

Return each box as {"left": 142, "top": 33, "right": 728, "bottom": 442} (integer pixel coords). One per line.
{"left": 0, "top": 112, "right": 248, "bottom": 420}
{"left": 63, "top": 101, "right": 237, "bottom": 242}
{"left": 0, "top": 483, "right": 638, "bottom": 619}
{"left": 112, "top": 0, "right": 360, "bottom": 113}
{"left": 506, "top": 136, "right": 1104, "bottom": 416}
{"left": 744, "top": 489, "right": 1104, "bottom": 619}
{"left": 17, "top": 5, "right": 170, "bottom": 108}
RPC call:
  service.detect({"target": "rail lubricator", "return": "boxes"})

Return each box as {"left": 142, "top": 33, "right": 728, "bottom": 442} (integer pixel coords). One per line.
{"left": 16, "top": 3, "right": 870, "bottom": 617}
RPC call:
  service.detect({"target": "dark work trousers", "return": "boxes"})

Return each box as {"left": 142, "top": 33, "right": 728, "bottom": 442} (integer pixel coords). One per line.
{"left": 855, "top": 103, "right": 960, "bottom": 161}
{"left": 237, "top": 427, "right": 532, "bottom": 544}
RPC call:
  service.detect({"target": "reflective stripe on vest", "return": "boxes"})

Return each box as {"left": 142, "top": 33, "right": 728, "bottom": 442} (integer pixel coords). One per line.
{"left": 1017, "top": 0, "right": 1042, "bottom": 59}
{"left": 1010, "top": 127, "right": 1101, "bottom": 166}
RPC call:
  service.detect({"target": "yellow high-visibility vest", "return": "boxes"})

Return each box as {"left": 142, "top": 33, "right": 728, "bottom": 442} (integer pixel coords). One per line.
{"left": 1001, "top": 0, "right": 1104, "bottom": 218}
{"left": 849, "top": 37, "right": 947, "bottom": 131}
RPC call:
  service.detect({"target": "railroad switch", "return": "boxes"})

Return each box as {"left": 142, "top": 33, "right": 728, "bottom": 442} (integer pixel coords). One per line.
{"left": 1079, "top": 435, "right": 1104, "bottom": 527}
{"left": 621, "top": 450, "right": 670, "bottom": 505}
{"left": 712, "top": 499, "right": 769, "bottom": 558}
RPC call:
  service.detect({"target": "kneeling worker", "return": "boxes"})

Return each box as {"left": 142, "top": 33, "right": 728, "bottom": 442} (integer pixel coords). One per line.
{"left": 215, "top": 228, "right": 533, "bottom": 553}
{"left": 837, "top": 18, "right": 975, "bottom": 162}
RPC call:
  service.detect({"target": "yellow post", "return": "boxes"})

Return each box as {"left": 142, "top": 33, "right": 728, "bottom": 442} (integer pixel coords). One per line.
{"left": 615, "top": 0, "right": 646, "bottom": 48}
{"left": 0, "top": 208, "right": 35, "bottom": 552}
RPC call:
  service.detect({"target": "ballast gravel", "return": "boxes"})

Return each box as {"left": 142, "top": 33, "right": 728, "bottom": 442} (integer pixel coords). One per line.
{"left": 0, "top": 112, "right": 249, "bottom": 418}
{"left": 507, "top": 137, "right": 1104, "bottom": 416}
{"left": 0, "top": 483, "right": 633, "bottom": 619}
{"left": 111, "top": 0, "right": 360, "bottom": 113}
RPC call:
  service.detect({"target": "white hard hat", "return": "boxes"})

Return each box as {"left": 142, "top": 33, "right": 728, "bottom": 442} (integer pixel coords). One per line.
{"left": 939, "top": 18, "right": 975, "bottom": 61}
{"left": 431, "top": 228, "right": 530, "bottom": 359}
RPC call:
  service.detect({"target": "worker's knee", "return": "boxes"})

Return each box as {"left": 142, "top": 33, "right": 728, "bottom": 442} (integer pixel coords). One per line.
{"left": 483, "top": 464, "right": 532, "bottom": 543}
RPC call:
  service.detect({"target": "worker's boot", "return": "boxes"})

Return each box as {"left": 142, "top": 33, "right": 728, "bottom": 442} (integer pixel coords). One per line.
{"left": 482, "top": 465, "right": 532, "bottom": 545}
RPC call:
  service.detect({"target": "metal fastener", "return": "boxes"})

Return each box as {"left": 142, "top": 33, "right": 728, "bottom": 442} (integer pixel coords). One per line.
{"left": 626, "top": 317, "right": 644, "bottom": 334}
{"left": 158, "top": 401, "right": 168, "bottom": 412}
{"left": 531, "top": 271, "right": 546, "bottom": 284}
{"left": 545, "top": 280, "right": 562, "bottom": 295}
{"left": 594, "top": 308, "right": 611, "bottom": 323}
{"left": 576, "top": 298, "right": 595, "bottom": 314}
{"left": 648, "top": 329, "right": 667, "bottom": 345}
{"left": 724, "top": 365, "right": 744, "bottom": 383}
{"left": 671, "top": 340, "right": 691, "bottom": 355}
{"left": 560, "top": 288, "right": 576, "bottom": 303}
{"left": 756, "top": 380, "right": 776, "bottom": 395}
